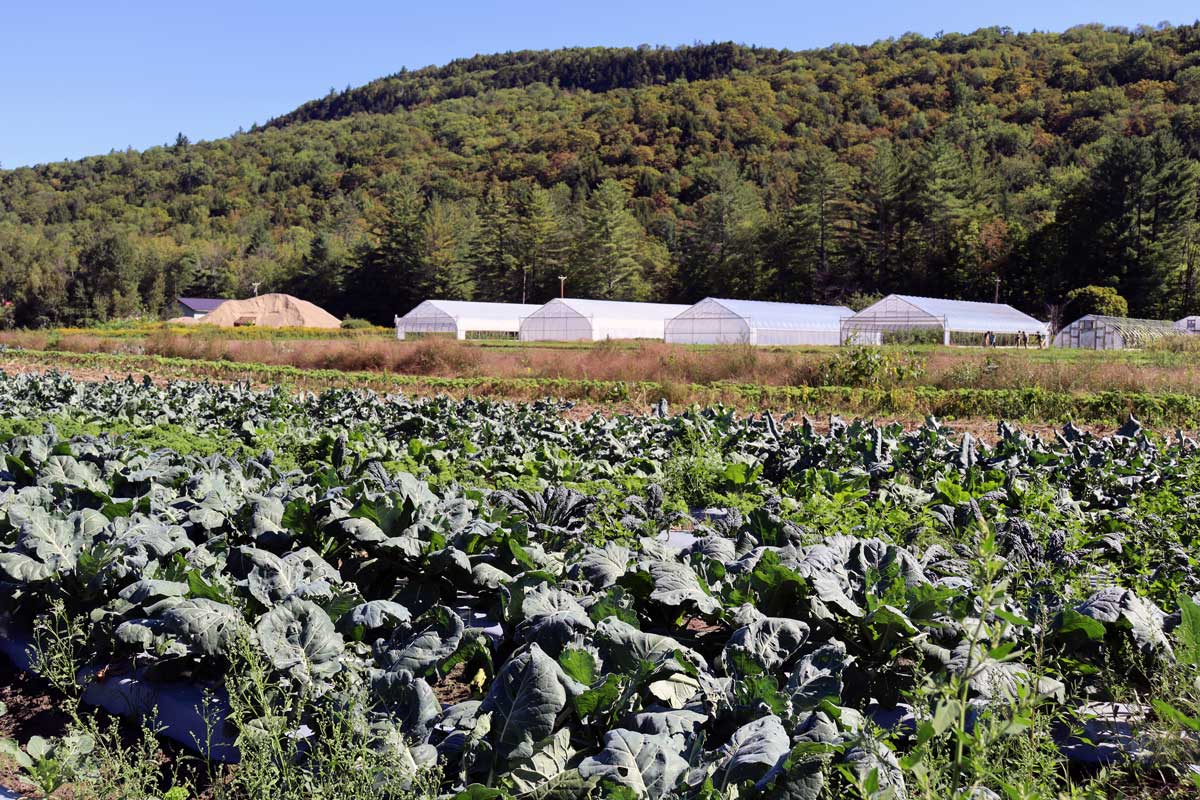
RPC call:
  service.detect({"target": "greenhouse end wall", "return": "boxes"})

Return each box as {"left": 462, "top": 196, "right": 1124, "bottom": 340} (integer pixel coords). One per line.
{"left": 519, "top": 306, "right": 597, "bottom": 341}
{"left": 663, "top": 304, "right": 753, "bottom": 345}
{"left": 520, "top": 299, "right": 688, "bottom": 341}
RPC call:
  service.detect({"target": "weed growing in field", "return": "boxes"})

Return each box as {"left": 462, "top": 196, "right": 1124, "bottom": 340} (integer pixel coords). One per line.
{"left": 30, "top": 599, "right": 89, "bottom": 705}
{"left": 809, "top": 346, "right": 926, "bottom": 389}
{"left": 9, "top": 601, "right": 192, "bottom": 799}
{"left": 208, "top": 634, "right": 441, "bottom": 800}
{"left": 888, "top": 529, "right": 1072, "bottom": 798}
{"left": 6, "top": 601, "right": 440, "bottom": 799}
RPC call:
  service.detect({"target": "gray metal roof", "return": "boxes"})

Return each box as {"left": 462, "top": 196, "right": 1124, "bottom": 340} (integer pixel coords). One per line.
{"left": 177, "top": 297, "right": 227, "bottom": 313}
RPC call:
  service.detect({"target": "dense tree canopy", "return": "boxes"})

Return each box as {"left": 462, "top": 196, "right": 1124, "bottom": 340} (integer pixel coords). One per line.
{"left": 2, "top": 25, "right": 1200, "bottom": 326}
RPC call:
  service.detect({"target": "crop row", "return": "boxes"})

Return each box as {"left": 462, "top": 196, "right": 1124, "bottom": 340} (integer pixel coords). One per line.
{"left": 1, "top": 374, "right": 1199, "bottom": 797}
{"left": 6, "top": 349, "right": 1200, "bottom": 424}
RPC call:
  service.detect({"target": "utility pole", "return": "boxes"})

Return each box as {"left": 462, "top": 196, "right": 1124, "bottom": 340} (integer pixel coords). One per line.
{"left": 993, "top": 275, "right": 1000, "bottom": 304}
{"left": 521, "top": 267, "right": 528, "bottom": 305}
{"left": 558, "top": 275, "right": 566, "bottom": 299}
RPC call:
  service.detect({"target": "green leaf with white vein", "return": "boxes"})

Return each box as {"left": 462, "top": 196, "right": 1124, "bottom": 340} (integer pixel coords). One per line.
{"left": 578, "top": 728, "right": 688, "bottom": 800}
{"left": 479, "top": 644, "right": 584, "bottom": 764}
{"left": 161, "top": 598, "right": 243, "bottom": 657}
{"left": 255, "top": 597, "right": 345, "bottom": 686}
{"left": 645, "top": 561, "right": 721, "bottom": 615}
{"left": 504, "top": 727, "right": 582, "bottom": 797}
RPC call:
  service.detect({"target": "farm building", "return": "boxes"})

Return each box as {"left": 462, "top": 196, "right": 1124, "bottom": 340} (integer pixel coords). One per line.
{"left": 173, "top": 297, "right": 226, "bottom": 319}
{"left": 841, "top": 294, "right": 1049, "bottom": 345}
{"left": 518, "top": 298, "right": 690, "bottom": 342}
{"left": 1054, "top": 315, "right": 1178, "bottom": 350}
{"left": 394, "top": 300, "right": 540, "bottom": 340}
{"left": 664, "top": 298, "right": 852, "bottom": 346}
{"left": 1175, "top": 316, "right": 1200, "bottom": 334}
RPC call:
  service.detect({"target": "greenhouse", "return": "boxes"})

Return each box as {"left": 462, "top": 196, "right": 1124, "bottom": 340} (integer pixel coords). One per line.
{"left": 518, "top": 298, "right": 690, "bottom": 342}
{"left": 841, "top": 294, "right": 1050, "bottom": 346}
{"left": 394, "top": 300, "right": 540, "bottom": 340}
{"left": 664, "top": 298, "right": 852, "bottom": 345}
{"left": 1174, "top": 316, "right": 1200, "bottom": 334}
{"left": 1054, "top": 315, "right": 1179, "bottom": 350}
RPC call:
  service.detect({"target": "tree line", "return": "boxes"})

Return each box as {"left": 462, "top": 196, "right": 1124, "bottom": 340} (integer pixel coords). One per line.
{"left": 1, "top": 25, "right": 1199, "bottom": 327}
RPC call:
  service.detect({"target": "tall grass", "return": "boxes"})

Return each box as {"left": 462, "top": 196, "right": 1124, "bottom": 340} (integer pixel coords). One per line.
{"left": 4, "top": 331, "right": 1200, "bottom": 406}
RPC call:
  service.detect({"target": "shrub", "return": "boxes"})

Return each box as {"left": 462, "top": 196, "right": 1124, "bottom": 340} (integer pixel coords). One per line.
{"left": 1064, "top": 285, "right": 1128, "bottom": 318}
{"left": 340, "top": 317, "right": 374, "bottom": 330}
{"left": 809, "top": 346, "right": 926, "bottom": 388}
{"left": 1145, "top": 334, "right": 1200, "bottom": 354}
{"left": 394, "top": 337, "right": 482, "bottom": 375}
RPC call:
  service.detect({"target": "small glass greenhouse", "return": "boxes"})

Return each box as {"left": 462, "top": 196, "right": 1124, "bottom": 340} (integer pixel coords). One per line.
{"left": 395, "top": 300, "right": 540, "bottom": 340}
{"left": 1054, "top": 315, "right": 1179, "bottom": 350}
{"left": 841, "top": 294, "right": 1050, "bottom": 346}
{"left": 664, "top": 298, "right": 852, "bottom": 346}
{"left": 518, "top": 298, "right": 690, "bottom": 342}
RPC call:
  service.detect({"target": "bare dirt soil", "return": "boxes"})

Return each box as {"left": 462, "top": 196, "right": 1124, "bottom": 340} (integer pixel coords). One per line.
{"left": 0, "top": 657, "right": 69, "bottom": 797}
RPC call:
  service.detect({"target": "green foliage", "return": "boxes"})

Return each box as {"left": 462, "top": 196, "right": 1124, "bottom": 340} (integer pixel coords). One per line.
{"left": 3, "top": 32, "right": 1200, "bottom": 324}
{"left": 1065, "top": 285, "right": 1130, "bottom": 318}
{"left": 0, "top": 731, "right": 96, "bottom": 796}
{"left": 812, "top": 346, "right": 925, "bottom": 389}
{"left": 880, "top": 327, "right": 945, "bottom": 345}
{"left": 7, "top": 372, "right": 1200, "bottom": 796}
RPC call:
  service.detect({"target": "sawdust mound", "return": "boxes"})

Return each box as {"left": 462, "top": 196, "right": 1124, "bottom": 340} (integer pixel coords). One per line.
{"left": 166, "top": 316, "right": 202, "bottom": 325}
{"left": 199, "top": 294, "right": 342, "bottom": 328}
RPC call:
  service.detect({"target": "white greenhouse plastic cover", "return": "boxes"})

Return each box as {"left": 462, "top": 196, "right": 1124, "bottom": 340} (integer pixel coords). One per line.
{"left": 665, "top": 298, "right": 853, "bottom": 345}
{"left": 519, "top": 298, "right": 690, "bottom": 341}
{"left": 842, "top": 294, "right": 1049, "bottom": 343}
{"left": 395, "top": 300, "right": 540, "bottom": 340}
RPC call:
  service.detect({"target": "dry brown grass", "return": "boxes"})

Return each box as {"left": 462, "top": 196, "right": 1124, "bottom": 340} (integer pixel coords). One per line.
{"left": 922, "top": 350, "right": 1200, "bottom": 394}
{"left": 3, "top": 327, "right": 1200, "bottom": 396}
{"left": 0, "top": 331, "right": 54, "bottom": 350}
{"left": 465, "top": 340, "right": 793, "bottom": 385}
{"left": 137, "top": 332, "right": 485, "bottom": 376}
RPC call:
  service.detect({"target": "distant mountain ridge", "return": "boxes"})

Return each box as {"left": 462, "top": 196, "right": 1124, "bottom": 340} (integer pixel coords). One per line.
{"left": 266, "top": 43, "right": 773, "bottom": 127}
{"left": 0, "top": 24, "right": 1198, "bottom": 327}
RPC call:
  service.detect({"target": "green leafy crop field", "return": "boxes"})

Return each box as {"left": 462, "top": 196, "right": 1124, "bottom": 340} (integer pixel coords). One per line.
{"left": 5, "top": 344, "right": 1200, "bottom": 427}
{"left": 0, "top": 371, "right": 1199, "bottom": 798}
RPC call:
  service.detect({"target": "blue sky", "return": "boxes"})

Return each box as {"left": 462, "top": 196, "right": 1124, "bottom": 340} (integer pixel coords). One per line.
{"left": 2, "top": 0, "right": 1197, "bottom": 168}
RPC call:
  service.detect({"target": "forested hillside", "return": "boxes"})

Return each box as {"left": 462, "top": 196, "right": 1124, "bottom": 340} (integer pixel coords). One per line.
{"left": 2, "top": 25, "right": 1200, "bottom": 327}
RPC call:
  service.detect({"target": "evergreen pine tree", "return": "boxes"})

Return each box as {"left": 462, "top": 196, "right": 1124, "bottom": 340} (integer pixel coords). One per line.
{"left": 473, "top": 181, "right": 519, "bottom": 301}
{"left": 516, "top": 185, "right": 569, "bottom": 304}
{"left": 418, "top": 197, "right": 477, "bottom": 300}
{"left": 579, "top": 180, "right": 649, "bottom": 299}
{"left": 349, "top": 180, "right": 424, "bottom": 321}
